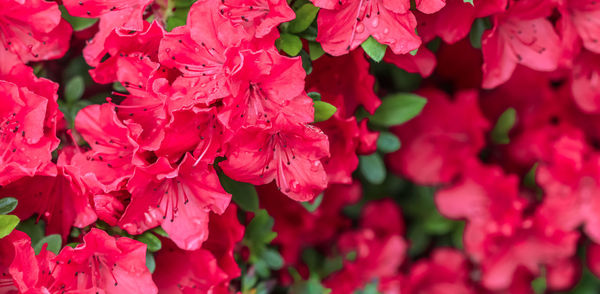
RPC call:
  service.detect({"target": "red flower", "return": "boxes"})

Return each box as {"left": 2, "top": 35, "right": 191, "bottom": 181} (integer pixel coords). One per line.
{"left": 220, "top": 119, "right": 329, "bottom": 201}
{"left": 0, "top": 81, "right": 58, "bottom": 186}
{"left": 63, "top": 0, "right": 154, "bottom": 66}
{"left": 89, "top": 21, "right": 165, "bottom": 85}
{"left": 356, "top": 119, "right": 379, "bottom": 155}
{"left": 436, "top": 161, "right": 579, "bottom": 290}
{"left": 0, "top": 230, "right": 55, "bottom": 293}
{"left": 120, "top": 153, "right": 231, "bottom": 250}
{"left": 51, "top": 228, "right": 157, "bottom": 293}
{"left": 74, "top": 103, "right": 141, "bottom": 194}
{"left": 571, "top": 50, "right": 600, "bottom": 113}
{"left": 536, "top": 134, "right": 600, "bottom": 243}
{"left": 313, "top": 0, "right": 421, "bottom": 56}
{"left": 202, "top": 204, "right": 245, "bottom": 280}
{"left": 417, "top": 0, "right": 507, "bottom": 44}
{"left": 388, "top": 89, "right": 490, "bottom": 185}
{"left": 217, "top": 0, "right": 295, "bottom": 39}
{"left": 587, "top": 242, "right": 600, "bottom": 279}
{"left": 219, "top": 48, "right": 314, "bottom": 131}
{"left": 325, "top": 200, "right": 407, "bottom": 293}
{"left": 258, "top": 182, "right": 361, "bottom": 265}
{"left": 401, "top": 248, "right": 477, "bottom": 294}
{"left": 0, "top": 0, "right": 71, "bottom": 64}
{"left": 154, "top": 205, "right": 244, "bottom": 293}
{"left": 383, "top": 46, "right": 437, "bottom": 77}
{"left": 560, "top": 0, "right": 600, "bottom": 54}
{"left": 481, "top": 0, "right": 561, "bottom": 88}
{"left": 113, "top": 79, "right": 170, "bottom": 151}
{"left": 316, "top": 115, "right": 360, "bottom": 184}
{"left": 0, "top": 149, "right": 97, "bottom": 238}
{"left": 306, "top": 48, "right": 380, "bottom": 116}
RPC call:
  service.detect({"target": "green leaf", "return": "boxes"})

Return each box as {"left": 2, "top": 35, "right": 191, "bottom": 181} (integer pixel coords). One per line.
{"left": 152, "top": 227, "right": 169, "bottom": 238}
{"left": 369, "top": 93, "right": 427, "bottom": 127}
{"left": 531, "top": 270, "right": 546, "bottom": 294}
{"left": 288, "top": 3, "right": 319, "bottom": 33}
{"left": 219, "top": 174, "right": 259, "bottom": 212}
{"left": 409, "top": 48, "right": 418, "bottom": 56}
{"left": 164, "top": 1, "right": 192, "bottom": 31}
{"left": 65, "top": 76, "right": 85, "bottom": 103}
{"left": 146, "top": 252, "right": 156, "bottom": 274}
{"left": 377, "top": 132, "right": 401, "bottom": 153}
{"left": 423, "top": 212, "right": 454, "bottom": 235}
{"left": 60, "top": 6, "right": 98, "bottom": 31}
{"left": 301, "top": 193, "right": 324, "bottom": 212}
{"left": 361, "top": 36, "right": 387, "bottom": 62}
{"left": 112, "top": 82, "right": 128, "bottom": 93}
{"left": 0, "top": 215, "right": 19, "bottom": 239}
{"left": 300, "top": 49, "right": 313, "bottom": 74}
{"left": 241, "top": 270, "right": 258, "bottom": 292}
{"left": 262, "top": 248, "right": 284, "bottom": 269}
{"left": 289, "top": 277, "right": 332, "bottom": 294}
{"left": 469, "top": 18, "right": 490, "bottom": 49}
{"left": 354, "top": 280, "right": 381, "bottom": 294}
{"left": 307, "top": 92, "right": 321, "bottom": 101}
{"left": 276, "top": 33, "right": 303, "bottom": 56}
{"left": 359, "top": 153, "right": 386, "bottom": 185}
{"left": 254, "top": 259, "right": 271, "bottom": 278}
{"left": 16, "top": 218, "right": 44, "bottom": 245}
{"left": 464, "top": 0, "right": 474, "bottom": 5}
{"left": 314, "top": 101, "right": 337, "bottom": 122}
{"left": 34, "top": 234, "right": 62, "bottom": 254}
{"left": 490, "top": 108, "right": 516, "bottom": 144}
{"left": 136, "top": 232, "right": 162, "bottom": 252}
{"left": 345, "top": 251, "right": 357, "bottom": 261}
{"left": 524, "top": 162, "right": 540, "bottom": 190}
{"left": 245, "top": 210, "right": 276, "bottom": 244}
{"left": 309, "top": 42, "right": 326, "bottom": 60}
{"left": 0, "top": 197, "right": 18, "bottom": 215}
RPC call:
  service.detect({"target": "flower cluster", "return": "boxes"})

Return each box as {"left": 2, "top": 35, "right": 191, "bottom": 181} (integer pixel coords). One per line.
{"left": 1, "top": 0, "right": 600, "bottom": 292}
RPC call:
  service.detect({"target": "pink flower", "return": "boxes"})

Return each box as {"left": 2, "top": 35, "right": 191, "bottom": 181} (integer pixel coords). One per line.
{"left": 63, "top": 0, "right": 154, "bottom": 66}
{"left": 571, "top": 50, "right": 600, "bottom": 113}
{"left": 417, "top": 0, "right": 507, "bottom": 44}
{"left": 74, "top": 103, "right": 141, "bottom": 194}
{"left": 401, "top": 248, "right": 477, "bottom": 294}
{"left": 383, "top": 46, "right": 437, "bottom": 77}
{"left": 536, "top": 134, "right": 600, "bottom": 243}
{"left": 482, "top": 0, "right": 561, "bottom": 88}
{"left": 0, "top": 150, "right": 97, "bottom": 238}
{"left": 51, "top": 228, "right": 157, "bottom": 293}
{"left": 154, "top": 204, "right": 244, "bottom": 292}
{"left": 306, "top": 48, "right": 380, "bottom": 116}
{"left": 220, "top": 119, "right": 329, "bottom": 201}
{"left": 89, "top": 21, "right": 165, "bottom": 85}
{"left": 0, "top": 230, "right": 55, "bottom": 293}
{"left": 325, "top": 200, "right": 407, "bottom": 293}
{"left": 217, "top": 0, "right": 295, "bottom": 39}
{"left": 316, "top": 116, "right": 361, "bottom": 184}
{"left": 120, "top": 153, "right": 231, "bottom": 250}
{"left": 219, "top": 48, "right": 314, "bottom": 131}
{"left": 0, "top": 63, "right": 60, "bottom": 186}
{"left": 560, "top": 0, "right": 600, "bottom": 54}
{"left": 258, "top": 182, "right": 361, "bottom": 265}
{"left": 0, "top": 0, "right": 71, "bottom": 64}
{"left": 312, "top": 0, "right": 423, "bottom": 56}
{"left": 388, "top": 89, "right": 490, "bottom": 185}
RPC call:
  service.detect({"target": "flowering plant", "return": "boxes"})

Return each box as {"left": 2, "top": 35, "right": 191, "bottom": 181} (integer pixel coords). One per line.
{"left": 1, "top": 0, "right": 600, "bottom": 292}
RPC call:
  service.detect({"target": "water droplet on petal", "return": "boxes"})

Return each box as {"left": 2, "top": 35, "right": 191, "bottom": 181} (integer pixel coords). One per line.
{"left": 356, "top": 23, "right": 365, "bottom": 33}
{"left": 371, "top": 17, "right": 379, "bottom": 27}
{"left": 383, "top": 28, "right": 389, "bottom": 34}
